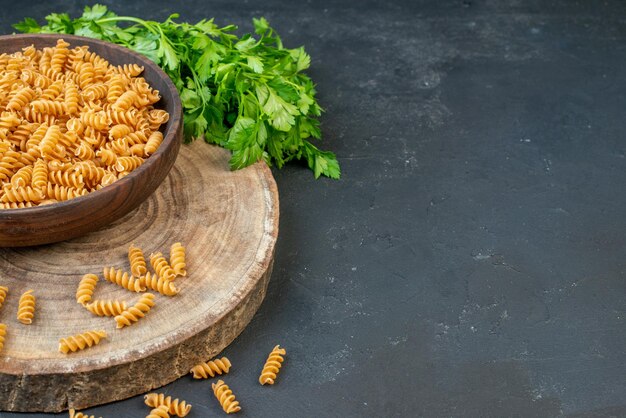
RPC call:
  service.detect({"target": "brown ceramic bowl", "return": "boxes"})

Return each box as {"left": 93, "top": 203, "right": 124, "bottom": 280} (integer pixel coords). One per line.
{"left": 0, "top": 34, "right": 183, "bottom": 247}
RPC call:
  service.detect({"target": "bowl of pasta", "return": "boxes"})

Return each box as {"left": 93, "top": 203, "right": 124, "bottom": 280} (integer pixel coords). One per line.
{"left": 0, "top": 34, "right": 183, "bottom": 247}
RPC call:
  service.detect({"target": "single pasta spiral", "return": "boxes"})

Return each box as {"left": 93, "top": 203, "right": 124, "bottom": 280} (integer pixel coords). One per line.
{"left": 49, "top": 170, "right": 85, "bottom": 189}
{"left": 17, "top": 289, "right": 35, "bottom": 325}
{"left": 128, "top": 244, "right": 148, "bottom": 277}
{"left": 0, "top": 286, "right": 8, "bottom": 310}
{"left": 114, "top": 155, "right": 143, "bottom": 172}
{"left": 103, "top": 266, "right": 146, "bottom": 292}
{"left": 45, "top": 184, "right": 88, "bottom": 201}
{"left": 212, "top": 380, "right": 241, "bottom": 414}
{"left": 169, "top": 242, "right": 187, "bottom": 277}
{"left": 59, "top": 329, "right": 107, "bottom": 354}
{"left": 142, "top": 272, "right": 178, "bottom": 296}
{"left": 147, "top": 405, "right": 170, "bottom": 418}
{"left": 84, "top": 300, "right": 127, "bottom": 317}
{"left": 1, "top": 186, "right": 45, "bottom": 203}
{"left": 76, "top": 273, "right": 98, "bottom": 305}
{"left": 10, "top": 165, "right": 33, "bottom": 188}
{"left": 150, "top": 252, "right": 176, "bottom": 281}
{"left": 0, "top": 323, "right": 6, "bottom": 353}
{"left": 144, "top": 393, "right": 192, "bottom": 417}
{"left": 6, "top": 86, "right": 35, "bottom": 111}
{"left": 114, "top": 293, "right": 155, "bottom": 328}
{"left": 259, "top": 345, "right": 287, "bottom": 385}
{"left": 109, "top": 123, "right": 132, "bottom": 140}
{"left": 116, "top": 63, "right": 144, "bottom": 77}
{"left": 190, "top": 357, "right": 232, "bottom": 379}
{"left": 69, "top": 408, "right": 100, "bottom": 418}
{"left": 31, "top": 159, "right": 48, "bottom": 188}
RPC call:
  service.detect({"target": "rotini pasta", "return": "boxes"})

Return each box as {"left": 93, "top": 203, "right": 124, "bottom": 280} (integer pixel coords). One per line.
{"left": 103, "top": 266, "right": 146, "bottom": 292}
{"left": 142, "top": 272, "right": 179, "bottom": 296}
{"left": 59, "top": 329, "right": 107, "bottom": 353}
{"left": 169, "top": 242, "right": 187, "bottom": 277}
{"left": 17, "top": 289, "right": 35, "bottom": 324}
{"left": 150, "top": 252, "right": 176, "bottom": 282}
{"left": 259, "top": 345, "right": 286, "bottom": 385}
{"left": 147, "top": 405, "right": 170, "bottom": 418}
{"left": 0, "top": 286, "right": 7, "bottom": 310}
{"left": 128, "top": 244, "right": 147, "bottom": 277}
{"left": 144, "top": 393, "right": 192, "bottom": 417}
{"left": 68, "top": 408, "right": 101, "bottom": 418}
{"left": 114, "top": 292, "right": 155, "bottom": 328}
{"left": 212, "top": 380, "right": 241, "bottom": 414}
{"left": 0, "top": 41, "right": 169, "bottom": 209}
{"left": 76, "top": 273, "right": 98, "bottom": 305}
{"left": 190, "top": 357, "right": 232, "bottom": 379}
{"left": 84, "top": 300, "right": 127, "bottom": 317}
{"left": 0, "top": 323, "right": 5, "bottom": 353}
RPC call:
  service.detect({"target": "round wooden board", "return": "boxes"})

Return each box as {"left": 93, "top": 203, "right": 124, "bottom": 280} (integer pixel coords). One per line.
{"left": 0, "top": 141, "right": 279, "bottom": 413}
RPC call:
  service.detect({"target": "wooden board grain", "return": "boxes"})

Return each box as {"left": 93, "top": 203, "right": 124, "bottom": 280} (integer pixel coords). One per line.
{"left": 0, "top": 141, "right": 279, "bottom": 412}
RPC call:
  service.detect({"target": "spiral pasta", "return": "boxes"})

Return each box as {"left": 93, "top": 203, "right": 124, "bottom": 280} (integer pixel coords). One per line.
{"left": 17, "top": 289, "right": 35, "bottom": 325}
{"left": 150, "top": 252, "right": 176, "bottom": 282}
{"left": 128, "top": 244, "right": 148, "bottom": 277}
{"left": 0, "top": 286, "right": 7, "bottom": 310}
{"left": 147, "top": 405, "right": 170, "bottom": 418}
{"left": 76, "top": 273, "right": 98, "bottom": 305}
{"left": 169, "top": 242, "right": 187, "bottom": 277}
{"left": 259, "top": 345, "right": 287, "bottom": 385}
{"left": 144, "top": 393, "right": 192, "bottom": 417}
{"left": 84, "top": 300, "right": 127, "bottom": 317}
{"left": 69, "top": 408, "right": 100, "bottom": 418}
{"left": 0, "top": 323, "right": 6, "bottom": 353}
{"left": 190, "top": 357, "right": 232, "bottom": 379}
{"left": 212, "top": 380, "right": 241, "bottom": 414}
{"left": 142, "top": 272, "right": 178, "bottom": 296}
{"left": 114, "top": 293, "right": 155, "bottom": 328}
{"left": 0, "top": 41, "right": 169, "bottom": 209}
{"left": 59, "top": 329, "right": 107, "bottom": 354}
{"left": 103, "top": 266, "right": 146, "bottom": 292}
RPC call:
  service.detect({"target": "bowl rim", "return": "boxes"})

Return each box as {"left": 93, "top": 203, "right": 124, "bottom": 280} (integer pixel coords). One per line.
{"left": 0, "top": 33, "right": 182, "bottom": 217}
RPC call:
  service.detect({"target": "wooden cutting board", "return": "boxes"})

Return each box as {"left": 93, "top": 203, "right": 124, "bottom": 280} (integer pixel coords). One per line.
{"left": 0, "top": 141, "right": 279, "bottom": 412}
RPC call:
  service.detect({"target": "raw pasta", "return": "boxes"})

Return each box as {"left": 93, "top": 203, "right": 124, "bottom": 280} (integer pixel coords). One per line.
{"left": 59, "top": 329, "right": 107, "bottom": 354}
{"left": 17, "top": 289, "right": 35, "bottom": 324}
{"left": 84, "top": 300, "right": 127, "bottom": 317}
{"left": 0, "top": 39, "right": 170, "bottom": 209}
{"left": 169, "top": 242, "right": 187, "bottom": 277}
{"left": 114, "top": 293, "right": 155, "bottom": 328}
{"left": 0, "top": 286, "right": 7, "bottom": 310}
{"left": 212, "top": 380, "right": 241, "bottom": 414}
{"left": 150, "top": 252, "right": 176, "bottom": 281}
{"left": 142, "top": 272, "right": 178, "bottom": 296}
{"left": 0, "top": 323, "right": 6, "bottom": 352}
{"left": 128, "top": 244, "right": 147, "bottom": 277}
{"left": 69, "top": 408, "right": 101, "bottom": 418}
{"left": 259, "top": 345, "right": 286, "bottom": 385}
{"left": 144, "top": 393, "right": 192, "bottom": 417}
{"left": 103, "top": 266, "right": 146, "bottom": 292}
{"left": 146, "top": 405, "right": 170, "bottom": 418}
{"left": 190, "top": 357, "right": 232, "bottom": 379}
{"left": 76, "top": 273, "right": 98, "bottom": 305}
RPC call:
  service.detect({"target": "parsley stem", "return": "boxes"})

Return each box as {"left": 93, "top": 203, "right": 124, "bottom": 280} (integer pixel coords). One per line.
{"left": 95, "top": 16, "right": 158, "bottom": 35}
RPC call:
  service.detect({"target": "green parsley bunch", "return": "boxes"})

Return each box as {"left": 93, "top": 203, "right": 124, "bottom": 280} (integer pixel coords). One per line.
{"left": 15, "top": 5, "right": 340, "bottom": 178}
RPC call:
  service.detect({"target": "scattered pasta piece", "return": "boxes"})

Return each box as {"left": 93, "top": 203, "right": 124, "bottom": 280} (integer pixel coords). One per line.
{"left": 69, "top": 408, "right": 101, "bottom": 418}
{"left": 169, "top": 242, "right": 187, "bottom": 277}
{"left": 212, "top": 380, "right": 241, "bottom": 414}
{"left": 103, "top": 266, "right": 146, "bottom": 292}
{"left": 150, "top": 252, "right": 176, "bottom": 281}
{"left": 142, "top": 272, "right": 178, "bottom": 296}
{"left": 76, "top": 273, "right": 98, "bottom": 305}
{"left": 114, "top": 293, "right": 155, "bottom": 328}
{"left": 0, "top": 324, "right": 6, "bottom": 353}
{"left": 17, "top": 289, "right": 35, "bottom": 324}
{"left": 146, "top": 405, "right": 170, "bottom": 418}
{"left": 190, "top": 357, "right": 232, "bottom": 379}
{"left": 59, "top": 329, "right": 107, "bottom": 354}
{"left": 84, "top": 300, "right": 127, "bottom": 317}
{"left": 144, "top": 393, "right": 192, "bottom": 417}
{"left": 129, "top": 244, "right": 147, "bottom": 277}
{"left": 0, "top": 286, "right": 7, "bottom": 310}
{"left": 259, "top": 345, "right": 286, "bottom": 385}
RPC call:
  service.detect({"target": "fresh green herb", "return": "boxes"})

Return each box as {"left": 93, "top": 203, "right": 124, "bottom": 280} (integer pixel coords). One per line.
{"left": 14, "top": 5, "right": 340, "bottom": 179}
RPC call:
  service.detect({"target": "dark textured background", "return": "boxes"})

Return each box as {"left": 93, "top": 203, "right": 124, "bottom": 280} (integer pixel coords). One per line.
{"left": 0, "top": 0, "right": 625, "bottom": 417}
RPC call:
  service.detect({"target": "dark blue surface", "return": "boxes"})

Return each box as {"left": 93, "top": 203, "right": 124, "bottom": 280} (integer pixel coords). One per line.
{"left": 0, "top": 1, "right": 625, "bottom": 417}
